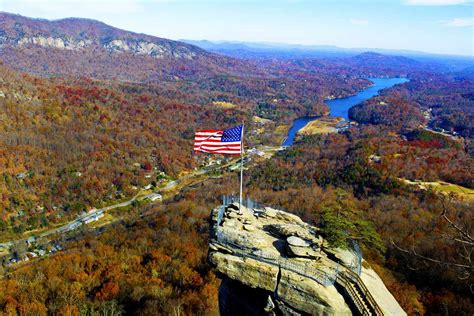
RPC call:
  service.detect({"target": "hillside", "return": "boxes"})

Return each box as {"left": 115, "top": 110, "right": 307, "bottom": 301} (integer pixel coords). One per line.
{"left": 0, "top": 12, "right": 256, "bottom": 82}
{"left": 0, "top": 60, "right": 248, "bottom": 239}
{"left": 0, "top": 13, "right": 377, "bottom": 122}
{"left": 0, "top": 11, "right": 472, "bottom": 316}
{"left": 0, "top": 13, "right": 203, "bottom": 58}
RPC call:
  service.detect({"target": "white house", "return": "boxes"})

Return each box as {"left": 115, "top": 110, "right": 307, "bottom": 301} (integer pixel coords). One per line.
{"left": 148, "top": 193, "right": 162, "bottom": 202}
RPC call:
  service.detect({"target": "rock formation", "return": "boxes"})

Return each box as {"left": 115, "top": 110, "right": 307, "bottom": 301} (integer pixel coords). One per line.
{"left": 209, "top": 203, "right": 406, "bottom": 316}
{"left": 0, "top": 12, "right": 201, "bottom": 60}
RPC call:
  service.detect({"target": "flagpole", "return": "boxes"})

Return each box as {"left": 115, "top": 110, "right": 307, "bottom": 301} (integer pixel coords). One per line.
{"left": 239, "top": 123, "right": 244, "bottom": 214}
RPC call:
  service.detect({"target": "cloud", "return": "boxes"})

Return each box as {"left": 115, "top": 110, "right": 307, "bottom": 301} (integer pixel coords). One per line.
{"left": 441, "top": 18, "right": 474, "bottom": 27}
{"left": 404, "top": 0, "right": 473, "bottom": 5}
{"left": 349, "top": 18, "right": 369, "bottom": 26}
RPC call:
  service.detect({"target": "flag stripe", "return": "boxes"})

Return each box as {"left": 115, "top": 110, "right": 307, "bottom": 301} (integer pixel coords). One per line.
{"left": 194, "top": 138, "right": 228, "bottom": 142}
{"left": 193, "top": 141, "right": 241, "bottom": 146}
{"left": 196, "top": 148, "right": 241, "bottom": 155}
{"left": 194, "top": 144, "right": 242, "bottom": 148}
{"left": 194, "top": 146, "right": 241, "bottom": 151}
{"left": 193, "top": 125, "right": 242, "bottom": 155}
{"left": 195, "top": 130, "right": 223, "bottom": 134}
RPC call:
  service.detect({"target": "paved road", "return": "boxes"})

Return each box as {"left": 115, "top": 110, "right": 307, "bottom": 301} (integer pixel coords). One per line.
{"left": 0, "top": 191, "right": 150, "bottom": 250}
{"left": 0, "top": 146, "right": 280, "bottom": 251}
{"left": 0, "top": 163, "right": 224, "bottom": 250}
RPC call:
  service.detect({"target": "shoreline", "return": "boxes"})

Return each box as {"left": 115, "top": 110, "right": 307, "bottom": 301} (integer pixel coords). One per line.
{"left": 282, "top": 77, "right": 409, "bottom": 146}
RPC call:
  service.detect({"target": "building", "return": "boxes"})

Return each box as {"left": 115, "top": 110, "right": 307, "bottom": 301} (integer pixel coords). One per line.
{"left": 82, "top": 210, "right": 105, "bottom": 224}
{"left": 26, "top": 236, "right": 36, "bottom": 246}
{"left": 148, "top": 193, "right": 162, "bottom": 202}
{"left": 368, "top": 154, "right": 382, "bottom": 164}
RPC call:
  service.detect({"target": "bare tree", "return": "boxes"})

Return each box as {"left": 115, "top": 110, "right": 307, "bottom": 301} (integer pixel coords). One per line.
{"left": 391, "top": 194, "right": 473, "bottom": 285}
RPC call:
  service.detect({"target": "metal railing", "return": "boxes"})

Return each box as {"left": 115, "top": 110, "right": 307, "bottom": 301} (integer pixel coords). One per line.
{"left": 219, "top": 196, "right": 363, "bottom": 276}
{"left": 222, "top": 195, "right": 312, "bottom": 224}
{"left": 349, "top": 239, "right": 363, "bottom": 276}
{"left": 222, "top": 195, "right": 262, "bottom": 210}
{"left": 216, "top": 205, "right": 225, "bottom": 227}
{"left": 335, "top": 274, "right": 371, "bottom": 315}
{"left": 341, "top": 268, "right": 385, "bottom": 316}
{"left": 214, "top": 198, "right": 383, "bottom": 314}
{"left": 214, "top": 230, "right": 338, "bottom": 287}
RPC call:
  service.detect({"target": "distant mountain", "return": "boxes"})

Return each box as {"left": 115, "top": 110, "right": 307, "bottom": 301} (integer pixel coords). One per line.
{"left": 183, "top": 39, "right": 474, "bottom": 71}
{"left": 345, "top": 52, "right": 421, "bottom": 71}
{"left": 454, "top": 66, "right": 474, "bottom": 80}
{"left": 183, "top": 39, "right": 355, "bottom": 59}
{"left": 0, "top": 12, "right": 205, "bottom": 59}
{"left": 0, "top": 12, "right": 379, "bottom": 122}
{"left": 0, "top": 12, "right": 252, "bottom": 81}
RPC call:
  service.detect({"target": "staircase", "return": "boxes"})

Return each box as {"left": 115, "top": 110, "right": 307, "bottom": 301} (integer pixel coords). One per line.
{"left": 336, "top": 269, "right": 384, "bottom": 316}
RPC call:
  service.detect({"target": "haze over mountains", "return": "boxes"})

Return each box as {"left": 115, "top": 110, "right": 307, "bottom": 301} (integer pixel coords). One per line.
{"left": 184, "top": 39, "right": 474, "bottom": 70}
{"left": 2, "top": 11, "right": 472, "bottom": 84}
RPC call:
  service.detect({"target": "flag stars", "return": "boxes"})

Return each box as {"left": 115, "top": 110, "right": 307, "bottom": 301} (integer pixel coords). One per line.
{"left": 222, "top": 125, "right": 243, "bottom": 143}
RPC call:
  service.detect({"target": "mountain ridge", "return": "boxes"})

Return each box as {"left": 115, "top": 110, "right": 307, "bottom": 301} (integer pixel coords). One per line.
{"left": 0, "top": 12, "right": 250, "bottom": 82}
{"left": 0, "top": 12, "right": 208, "bottom": 60}
{"left": 183, "top": 39, "right": 474, "bottom": 60}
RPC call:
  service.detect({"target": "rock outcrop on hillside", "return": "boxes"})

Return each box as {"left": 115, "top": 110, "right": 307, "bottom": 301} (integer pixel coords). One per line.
{"left": 0, "top": 13, "right": 201, "bottom": 59}
{"left": 208, "top": 203, "right": 406, "bottom": 316}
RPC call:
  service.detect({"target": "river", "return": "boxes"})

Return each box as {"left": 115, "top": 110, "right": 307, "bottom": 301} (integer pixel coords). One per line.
{"left": 283, "top": 77, "right": 409, "bottom": 146}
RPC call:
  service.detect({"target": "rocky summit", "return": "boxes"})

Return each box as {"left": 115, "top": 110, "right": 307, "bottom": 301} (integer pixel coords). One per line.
{"left": 208, "top": 202, "right": 406, "bottom": 316}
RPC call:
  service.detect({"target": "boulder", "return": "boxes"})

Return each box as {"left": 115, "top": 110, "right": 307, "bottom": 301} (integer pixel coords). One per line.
{"left": 209, "top": 251, "right": 279, "bottom": 292}
{"left": 227, "top": 211, "right": 239, "bottom": 219}
{"left": 209, "top": 242, "right": 234, "bottom": 254}
{"left": 276, "top": 211, "right": 304, "bottom": 225}
{"left": 267, "top": 224, "right": 319, "bottom": 244}
{"left": 263, "top": 207, "right": 278, "bottom": 218}
{"left": 277, "top": 269, "right": 352, "bottom": 315}
{"left": 243, "top": 218, "right": 253, "bottom": 225}
{"left": 243, "top": 224, "right": 255, "bottom": 232}
{"left": 220, "top": 227, "right": 268, "bottom": 249}
{"left": 263, "top": 207, "right": 304, "bottom": 225}
{"left": 227, "top": 202, "right": 252, "bottom": 215}
{"left": 227, "top": 202, "right": 240, "bottom": 211}
{"left": 286, "top": 236, "right": 320, "bottom": 259}
{"left": 223, "top": 219, "right": 238, "bottom": 228}
{"left": 330, "top": 248, "right": 356, "bottom": 267}
{"left": 287, "top": 245, "right": 319, "bottom": 259}
{"left": 287, "top": 236, "right": 310, "bottom": 247}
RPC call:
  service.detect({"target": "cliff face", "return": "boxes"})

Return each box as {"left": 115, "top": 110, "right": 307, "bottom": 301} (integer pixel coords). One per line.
{"left": 0, "top": 12, "right": 201, "bottom": 59}
{"left": 0, "top": 12, "right": 237, "bottom": 82}
{"left": 208, "top": 203, "right": 406, "bottom": 316}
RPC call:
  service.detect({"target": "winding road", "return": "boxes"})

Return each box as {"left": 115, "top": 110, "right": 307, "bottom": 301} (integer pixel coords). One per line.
{"left": 0, "top": 146, "right": 279, "bottom": 252}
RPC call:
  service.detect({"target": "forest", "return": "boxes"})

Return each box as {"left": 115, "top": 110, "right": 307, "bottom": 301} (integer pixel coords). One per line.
{"left": 350, "top": 70, "right": 474, "bottom": 138}
{"left": 0, "top": 60, "right": 473, "bottom": 314}
{"left": 245, "top": 127, "right": 473, "bottom": 314}
{"left": 0, "top": 13, "right": 473, "bottom": 315}
{"left": 0, "top": 55, "right": 376, "bottom": 241}
{"left": 0, "top": 130, "right": 471, "bottom": 314}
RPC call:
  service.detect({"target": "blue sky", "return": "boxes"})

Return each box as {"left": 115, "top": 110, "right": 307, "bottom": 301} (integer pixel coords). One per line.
{"left": 1, "top": 0, "right": 473, "bottom": 56}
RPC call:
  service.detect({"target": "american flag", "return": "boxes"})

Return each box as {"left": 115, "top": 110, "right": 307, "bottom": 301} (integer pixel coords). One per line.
{"left": 194, "top": 125, "right": 243, "bottom": 155}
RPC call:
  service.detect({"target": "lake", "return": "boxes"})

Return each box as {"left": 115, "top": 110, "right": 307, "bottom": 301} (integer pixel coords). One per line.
{"left": 282, "top": 77, "right": 409, "bottom": 146}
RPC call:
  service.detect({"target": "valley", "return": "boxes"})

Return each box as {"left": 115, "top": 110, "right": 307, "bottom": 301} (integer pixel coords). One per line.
{"left": 0, "top": 142, "right": 282, "bottom": 267}
{"left": 0, "top": 10, "right": 472, "bottom": 316}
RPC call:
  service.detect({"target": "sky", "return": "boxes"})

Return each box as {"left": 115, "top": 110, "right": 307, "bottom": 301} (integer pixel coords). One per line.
{"left": 1, "top": 0, "right": 473, "bottom": 56}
